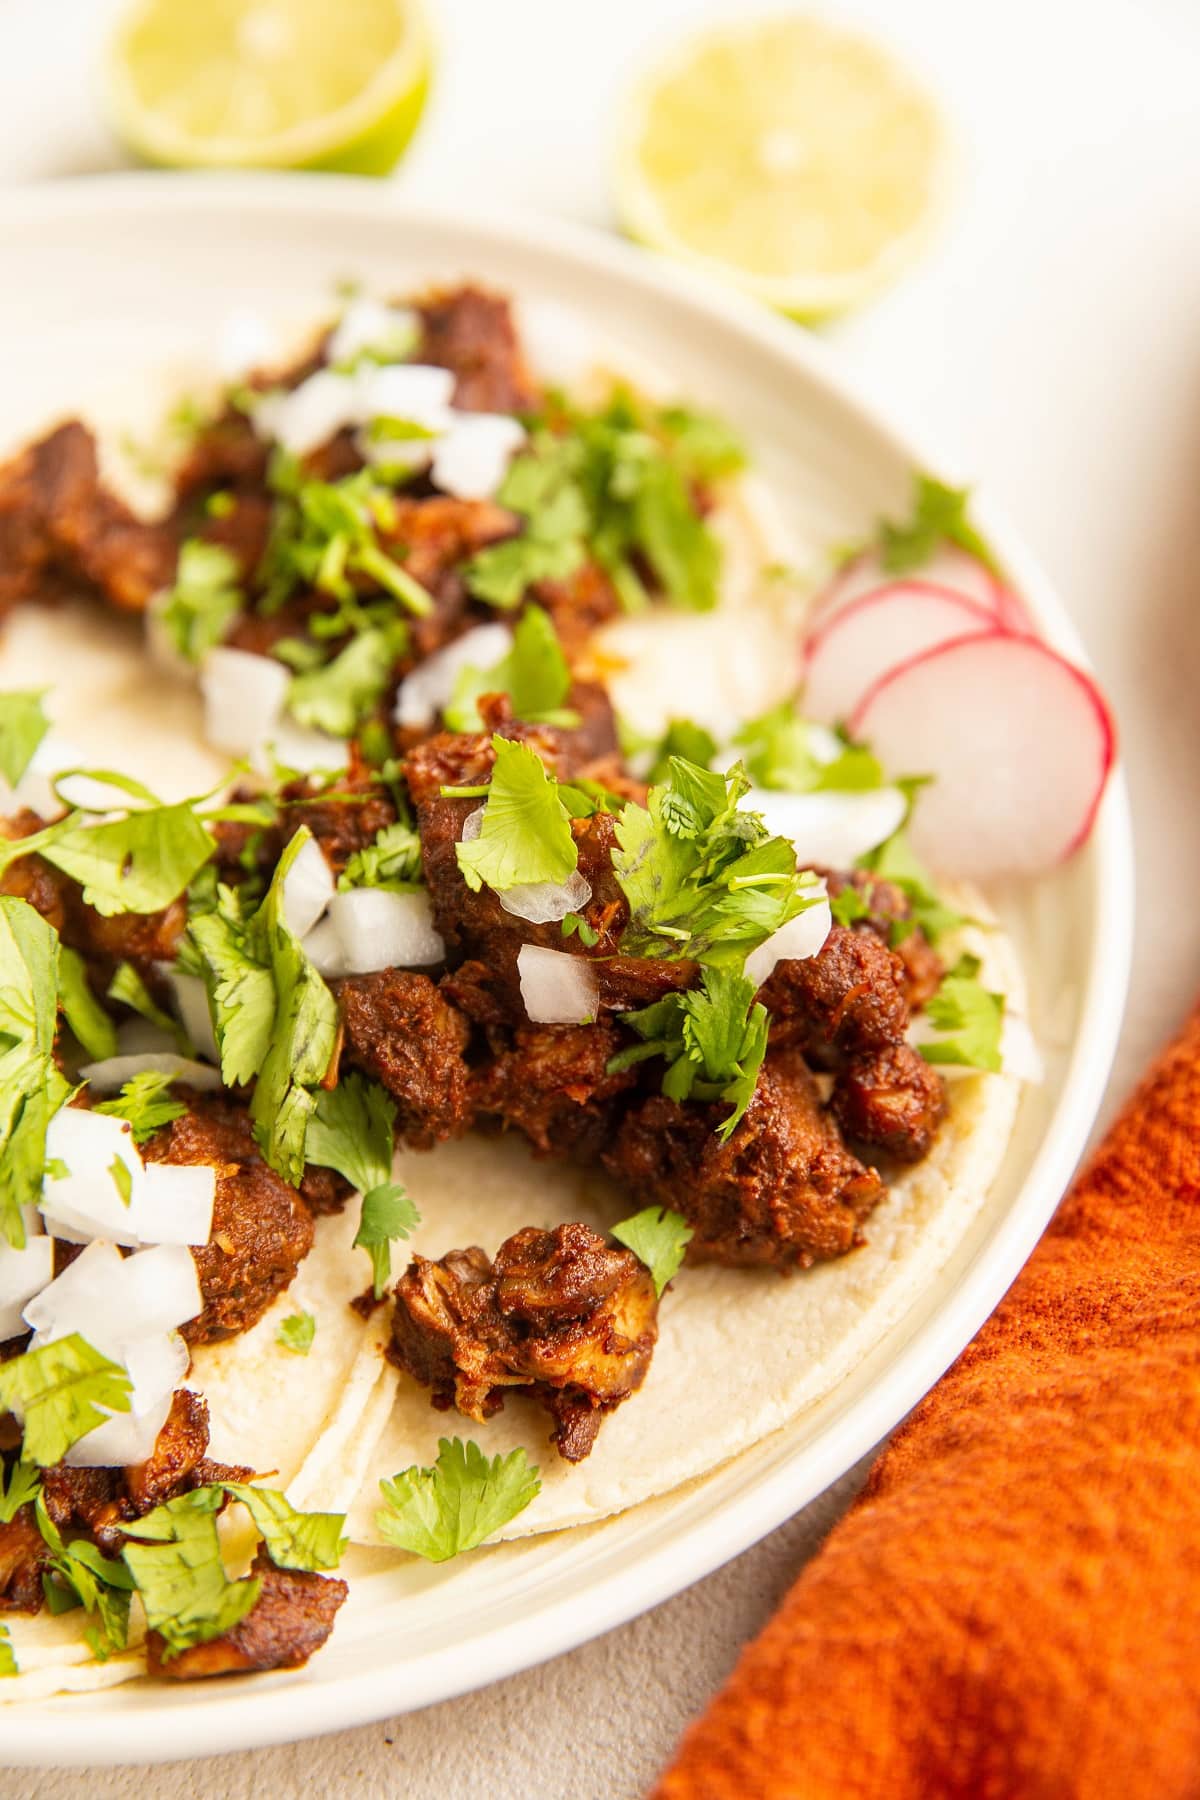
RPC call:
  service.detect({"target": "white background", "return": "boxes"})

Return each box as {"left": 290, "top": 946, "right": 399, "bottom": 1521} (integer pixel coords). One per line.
{"left": 2, "top": 0, "right": 1199, "bottom": 1793}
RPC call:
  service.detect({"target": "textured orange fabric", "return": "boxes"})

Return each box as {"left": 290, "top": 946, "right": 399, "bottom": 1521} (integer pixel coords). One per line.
{"left": 655, "top": 1009, "right": 1200, "bottom": 1800}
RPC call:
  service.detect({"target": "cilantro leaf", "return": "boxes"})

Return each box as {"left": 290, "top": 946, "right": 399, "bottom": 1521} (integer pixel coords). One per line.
{"left": 286, "top": 624, "right": 406, "bottom": 739}
{"left": 41, "top": 1539, "right": 135, "bottom": 1660}
{"left": 611, "top": 1206, "right": 692, "bottom": 1296}
{"left": 13, "top": 797, "right": 216, "bottom": 918}
{"left": 734, "top": 703, "right": 885, "bottom": 792}
{"left": 444, "top": 605, "right": 575, "bottom": 732}
{"left": 306, "top": 1072, "right": 397, "bottom": 1195}
{"left": 609, "top": 966, "right": 769, "bottom": 1139}
{"left": 857, "top": 829, "right": 966, "bottom": 945}
{"left": 187, "top": 886, "right": 276, "bottom": 1089}
{"left": 919, "top": 953, "right": 1005, "bottom": 1072}
{"left": 0, "top": 1459, "right": 40, "bottom": 1525}
{"left": 878, "top": 473, "right": 999, "bottom": 578}
{"left": 120, "top": 1487, "right": 261, "bottom": 1660}
{"left": 455, "top": 736, "right": 578, "bottom": 894}
{"left": 259, "top": 464, "right": 432, "bottom": 620}
{"left": 0, "top": 689, "right": 50, "bottom": 788}
{"left": 276, "top": 1311, "right": 316, "bottom": 1355}
{"left": 337, "top": 817, "right": 422, "bottom": 892}
{"left": 0, "top": 1623, "right": 14, "bottom": 1677}
{"left": 375, "top": 1438, "right": 540, "bottom": 1561}
{"left": 829, "top": 885, "right": 871, "bottom": 927}
{"left": 106, "top": 960, "right": 186, "bottom": 1049}
{"left": 56, "top": 945, "right": 118, "bottom": 1061}
{"left": 0, "top": 1335, "right": 132, "bottom": 1467}
{"left": 0, "top": 898, "right": 70, "bottom": 1248}
{"left": 225, "top": 1484, "right": 346, "bottom": 1572}
{"left": 96, "top": 1071, "right": 187, "bottom": 1145}
{"left": 634, "top": 717, "right": 718, "bottom": 785}
{"left": 157, "top": 540, "right": 244, "bottom": 662}
{"left": 465, "top": 439, "right": 588, "bottom": 609}
{"left": 354, "top": 1183, "right": 419, "bottom": 1299}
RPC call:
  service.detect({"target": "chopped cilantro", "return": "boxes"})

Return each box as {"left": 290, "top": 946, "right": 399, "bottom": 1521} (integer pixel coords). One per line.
{"left": 307, "top": 1075, "right": 419, "bottom": 1294}
{"left": 638, "top": 717, "right": 719, "bottom": 785}
{"left": 225, "top": 1484, "right": 346, "bottom": 1571}
{"left": 120, "top": 1488, "right": 261, "bottom": 1659}
{"left": 96, "top": 1071, "right": 187, "bottom": 1145}
{"left": 919, "top": 954, "right": 1005, "bottom": 1072}
{"left": 464, "top": 438, "right": 588, "bottom": 609}
{"left": 609, "top": 966, "right": 768, "bottom": 1141}
{"left": 40, "top": 1538, "right": 135, "bottom": 1660}
{"left": 157, "top": 540, "right": 244, "bottom": 662}
{"left": 0, "top": 791, "right": 215, "bottom": 918}
{"left": 829, "top": 885, "right": 871, "bottom": 927}
{"left": 354, "top": 1182, "right": 419, "bottom": 1299}
{"left": 0, "top": 898, "right": 70, "bottom": 1248}
{"left": 57, "top": 946, "right": 118, "bottom": 1061}
{"left": 276, "top": 1312, "right": 316, "bottom": 1356}
{"left": 611, "top": 1206, "right": 692, "bottom": 1296}
{"left": 0, "top": 1623, "right": 14, "bottom": 1678}
{"left": 337, "top": 817, "right": 422, "bottom": 892}
{"left": 444, "top": 605, "right": 576, "bottom": 732}
{"left": 0, "top": 1459, "right": 40, "bottom": 1525}
{"left": 857, "top": 828, "right": 966, "bottom": 945}
{"left": 375, "top": 1438, "right": 540, "bottom": 1562}
{"left": 0, "top": 1335, "right": 132, "bottom": 1468}
{"left": 734, "top": 702, "right": 884, "bottom": 791}
{"left": 877, "top": 473, "right": 999, "bottom": 578}
{"left": 0, "top": 688, "right": 49, "bottom": 787}
{"left": 455, "top": 736, "right": 578, "bottom": 895}
{"left": 561, "top": 912, "right": 599, "bottom": 948}
{"left": 259, "top": 462, "right": 432, "bottom": 620}
{"left": 108, "top": 1155, "right": 133, "bottom": 1208}
{"left": 286, "top": 622, "right": 407, "bottom": 739}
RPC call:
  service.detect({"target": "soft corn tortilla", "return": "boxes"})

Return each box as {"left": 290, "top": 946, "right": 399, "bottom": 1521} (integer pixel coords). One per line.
{"left": 0, "top": 397, "right": 1026, "bottom": 1691}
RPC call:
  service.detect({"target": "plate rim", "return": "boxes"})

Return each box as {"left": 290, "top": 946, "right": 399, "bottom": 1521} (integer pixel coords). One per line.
{"left": 0, "top": 171, "right": 1134, "bottom": 1767}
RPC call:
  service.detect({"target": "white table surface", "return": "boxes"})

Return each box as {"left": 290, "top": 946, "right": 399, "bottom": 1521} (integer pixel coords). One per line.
{"left": 2, "top": 0, "right": 1199, "bottom": 1792}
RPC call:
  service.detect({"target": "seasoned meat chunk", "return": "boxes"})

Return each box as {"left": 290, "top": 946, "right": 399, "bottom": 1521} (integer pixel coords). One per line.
{"left": 337, "top": 970, "right": 473, "bottom": 1147}
{"left": 759, "top": 925, "right": 910, "bottom": 1062}
{"left": 530, "top": 561, "right": 621, "bottom": 650}
{"left": 391, "top": 1223, "right": 658, "bottom": 1462}
{"left": 143, "top": 1100, "right": 315, "bottom": 1345}
{"left": 472, "top": 1021, "right": 637, "bottom": 1159}
{"left": 0, "top": 1504, "right": 49, "bottom": 1613}
{"left": 821, "top": 868, "right": 944, "bottom": 1010}
{"left": 604, "top": 1048, "right": 884, "bottom": 1269}
{"left": 146, "top": 1551, "right": 347, "bottom": 1679}
{"left": 831, "top": 1043, "right": 946, "bottom": 1162}
{"left": 279, "top": 769, "right": 397, "bottom": 878}
{"left": 174, "top": 408, "right": 269, "bottom": 504}
{"left": 123, "top": 1390, "right": 212, "bottom": 1514}
{"left": 415, "top": 286, "right": 540, "bottom": 416}
{"left": 0, "top": 421, "right": 175, "bottom": 614}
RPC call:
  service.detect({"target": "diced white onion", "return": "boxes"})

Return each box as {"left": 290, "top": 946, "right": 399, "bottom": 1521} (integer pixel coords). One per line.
{"left": 253, "top": 367, "right": 358, "bottom": 457}
{"left": 356, "top": 362, "right": 455, "bottom": 427}
{"left": 115, "top": 1018, "right": 177, "bottom": 1057}
{"left": 393, "top": 622, "right": 514, "bottom": 731}
{"left": 281, "top": 835, "right": 336, "bottom": 938}
{"left": 64, "top": 1331, "right": 191, "bottom": 1470}
{"left": 268, "top": 716, "right": 350, "bottom": 774}
{"left": 26, "top": 1242, "right": 202, "bottom": 1351}
{"left": 319, "top": 887, "right": 445, "bottom": 974}
{"left": 431, "top": 414, "right": 525, "bottom": 501}
{"left": 299, "top": 914, "right": 348, "bottom": 980}
{"left": 137, "top": 1164, "right": 216, "bottom": 1248}
{"left": 744, "top": 890, "right": 833, "bottom": 989}
{"left": 747, "top": 785, "right": 908, "bottom": 870}
{"left": 216, "top": 307, "right": 276, "bottom": 379}
{"left": 201, "top": 647, "right": 290, "bottom": 758}
{"left": 327, "top": 299, "right": 418, "bottom": 368}
{"left": 518, "top": 945, "right": 600, "bottom": 1025}
{"left": 0, "top": 1232, "right": 54, "bottom": 1342}
{"left": 81, "top": 1053, "right": 222, "bottom": 1095}
{"left": 40, "top": 1110, "right": 145, "bottom": 1249}
{"left": 159, "top": 966, "right": 220, "bottom": 1064}
{"left": 498, "top": 869, "right": 593, "bottom": 925}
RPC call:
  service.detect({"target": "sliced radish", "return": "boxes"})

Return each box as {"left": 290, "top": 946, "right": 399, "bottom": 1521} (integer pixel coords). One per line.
{"left": 749, "top": 785, "right": 908, "bottom": 870}
{"left": 852, "top": 633, "right": 1115, "bottom": 880}
{"left": 812, "top": 543, "right": 1008, "bottom": 634}
{"left": 801, "top": 582, "right": 997, "bottom": 724}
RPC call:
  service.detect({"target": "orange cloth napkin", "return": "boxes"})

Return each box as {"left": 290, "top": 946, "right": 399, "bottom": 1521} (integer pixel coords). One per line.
{"left": 655, "top": 1006, "right": 1200, "bottom": 1800}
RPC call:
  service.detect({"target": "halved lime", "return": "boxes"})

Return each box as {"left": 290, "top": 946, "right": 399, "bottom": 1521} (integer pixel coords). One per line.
{"left": 107, "top": 0, "right": 431, "bottom": 174}
{"left": 614, "top": 15, "right": 952, "bottom": 320}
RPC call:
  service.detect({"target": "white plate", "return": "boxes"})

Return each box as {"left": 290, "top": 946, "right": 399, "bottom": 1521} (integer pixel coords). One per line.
{"left": 0, "top": 174, "right": 1132, "bottom": 1766}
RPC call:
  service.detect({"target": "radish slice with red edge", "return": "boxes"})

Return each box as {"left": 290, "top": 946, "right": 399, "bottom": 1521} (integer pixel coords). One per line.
{"left": 851, "top": 632, "right": 1115, "bottom": 880}
{"left": 801, "top": 582, "right": 997, "bottom": 724}
{"left": 811, "top": 543, "right": 1010, "bottom": 634}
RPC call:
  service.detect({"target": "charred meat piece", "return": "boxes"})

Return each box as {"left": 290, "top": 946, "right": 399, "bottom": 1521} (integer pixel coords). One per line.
{"left": 831, "top": 1043, "right": 946, "bottom": 1163}
{"left": 415, "top": 286, "right": 540, "bottom": 416}
{"left": 174, "top": 408, "right": 270, "bottom": 506}
{"left": 472, "top": 1021, "right": 637, "bottom": 1159}
{"left": 143, "top": 1099, "right": 315, "bottom": 1346}
{"left": 759, "top": 925, "right": 910, "bottom": 1064}
{"left": 0, "top": 1504, "right": 50, "bottom": 1613}
{"left": 337, "top": 970, "right": 473, "bottom": 1147}
{"left": 604, "top": 1048, "right": 884, "bottom": 1269}
{"left": 530, "top": 561, "right": 622, "bottom": 652}
{"left": 0, "top": 421, "right": 176, "bottom": 615}
{"left": 146, "top": 1551, "right": 347, "bottom": 1680}
{"left": 821, "top": 868, "right": 944, "bottom": 1010}
{"left": 391, "top": 1223, "right": 658, "bottom": 1462}
{"left": 279, "top": 768, "right": 398, "bottom": 879}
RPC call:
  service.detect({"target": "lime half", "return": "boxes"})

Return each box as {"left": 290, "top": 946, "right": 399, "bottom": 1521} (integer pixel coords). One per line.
{"left": 615, "top": 14, "right": 951, "bottom": 320}
{"left": 107, "top": 0, "right": 431, "bottom": 174}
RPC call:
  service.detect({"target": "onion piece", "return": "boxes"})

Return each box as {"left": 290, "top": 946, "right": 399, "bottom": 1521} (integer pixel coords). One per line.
{"left": 748, "top": 785, "right": 908, "bottom": 869}
{"left": 281, "top": 835, "right": 335, "bottom": 938}
{"left": 497, "top": 870, "right": 593, "bottom": 925}
{"left": 64, "top": 1331, "right": 191, "bottom": 1470}
{"left": 200, "top": 647, "right": 290, "bottom": 758}
{"left": 25, "top": 1242, "right": 202, "bottom": 1350}
{"left": 431, "top": 414, "right": 525, "bottom": 501}
{"left": 326, "top": 299, "right": 418, "bottom": 367}
{"left": 744, "top": 890, "right": 833, "bottom": 988}
{"left": 158, "top": 966, "right": 220, "bottom": 1064}
{"left": 300, "top": 914, "right": 348, "bottom": 980}
{"left": 136, "top": 1164, "right": 215, "bottom": 1247}
{"left": 322, "top": 888, "right": 445, "bottom": 974}
{"left": 253, "top": 368, "right": 358, "bottom": 457}
{"left": 40, "top": 1110, "right": 146, "bottom": 1249}
{"left": 80, "top": 1052, "right": 222, "bottom": 1094}
{"left": 393, "top": 622, "right": 513, "bottom": 731}
{"left": 518, "top": 945, "right": 600, "bottom": 1025}
{"left": 357, "top": 361, "right": 456, "bottom": 426}
{"left": 267, "top": 716, "right": 350, "bottom": 774}
{"left": 0, "top": 1232, "right": 54, "bottom": 1342}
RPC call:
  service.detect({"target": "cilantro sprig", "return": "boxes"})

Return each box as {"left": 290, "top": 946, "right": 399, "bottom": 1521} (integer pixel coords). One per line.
{"left": 157, "top": 540, "right": 244, "bottom": 662}
{"left": 95, "top": 1071, "right": 188, "bottom": 1145}
{"left": 0, "top": 1335, "right": 133, "bottom": 1468}
{"left": 611, "top": 1207, "right": 693, "bottom": 1296}
{"left": 375, "top": 1438, "right": 540, "bottom": 1561}
{"left": 0, "top": 1459, "right": 40, "bottom": 1525}
{"left": 857, "top": 828, "right": 966, "bottom": 946}
{"left": 0, "top": 898, "right": 70, "bottom": 1248}
{"left": 56, "top": 945, "right": 118, "bottom": 1062}
{"left": 876, "top": 473, "right": 999, "bottom": 578}
{"left": 734, "top": 703, "right": 885, "bottom": 793}
{"left": 337, "top": 817, "right": 422, "bottom": 892}
{"left": 454, "top": 735, "right": 578, "bottom": 895}
{"left": 259, "top": 455, "right": 432, "bottom": 620}
{"left": 0, "top": 781, "right": 215, "bottom": 919}
{"left": 444, "top": 605, "right": 576, "bottom": 732}
{"left": 609, "top": 966, "right": 769, "bottom": 1141}
{"left": 306, "top": 1074, "right": 420, "bottom": 1296}
{"left": 919, "top": 954, "right": 1005, "bottom": 1072}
